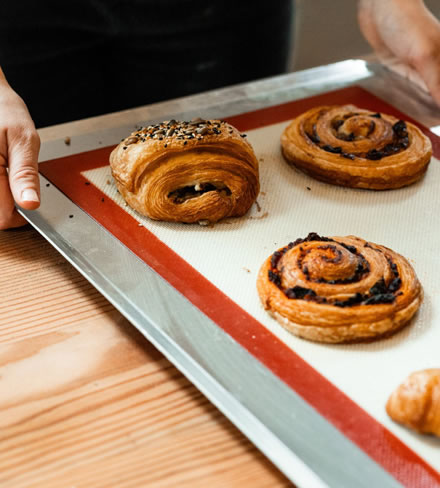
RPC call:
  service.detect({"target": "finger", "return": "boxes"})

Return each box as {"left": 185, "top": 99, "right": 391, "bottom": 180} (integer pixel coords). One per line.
{"left": 384, "top": 58, "right": 429, "bottom": 92}
{"left": 8, "top": 128, "right": 41, "bottom": 210}
{"left": 412, "top": 48, "right": 440, "bottom": 106}
{"left": 357, "top": 0, "right": 394, "bottom": 59}
{"left": 0, "top": 164, "right": 28, "bottom": 229}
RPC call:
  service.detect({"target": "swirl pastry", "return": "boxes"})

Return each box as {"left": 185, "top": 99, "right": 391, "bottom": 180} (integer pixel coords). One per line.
{"left": 281, "top": 105, "right": 432, "bottom": 189}
{"left": 257, "top": 233, "right": 423, "bottom": 343}
{"left": 110, "top": 119, "right": 259, "bottom": 224}
{"left": 387, "top": 369, "right": 440, "bottom": 437}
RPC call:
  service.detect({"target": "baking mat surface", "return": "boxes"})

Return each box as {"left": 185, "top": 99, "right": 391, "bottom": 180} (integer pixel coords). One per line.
{"left": 39, "top": 87, "right": 440, "bottom": 482}
{"left": 83, "top": 121, "right": 439, "bottom": 468}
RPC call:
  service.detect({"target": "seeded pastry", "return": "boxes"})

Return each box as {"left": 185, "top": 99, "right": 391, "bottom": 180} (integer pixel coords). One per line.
{"left": 281, "top": 105, "right": 432, "bottom": 189}
{"left": 257, "top": 233, "right": 423, "bottom": 343}
{"left": 110, "top": 119, "right": 259, "bottom": 224}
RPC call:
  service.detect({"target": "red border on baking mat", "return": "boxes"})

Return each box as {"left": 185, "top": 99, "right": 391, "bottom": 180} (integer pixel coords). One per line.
{"left": 39, "top": 86, "right": 440, "bottom": 487}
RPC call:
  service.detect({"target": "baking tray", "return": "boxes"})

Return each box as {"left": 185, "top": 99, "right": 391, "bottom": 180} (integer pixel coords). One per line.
{"left": 21, "top": 61, "right": 440, "bottom": 488}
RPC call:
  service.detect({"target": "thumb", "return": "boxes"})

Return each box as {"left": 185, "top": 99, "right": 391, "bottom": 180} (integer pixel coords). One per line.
{"left": 8, "top": 129, "right": 41, "bottom": 210}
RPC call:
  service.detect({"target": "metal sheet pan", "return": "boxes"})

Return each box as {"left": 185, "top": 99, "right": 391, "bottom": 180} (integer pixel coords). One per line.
{"left": 20, "top": 61, "right": 440, "bottom": 488}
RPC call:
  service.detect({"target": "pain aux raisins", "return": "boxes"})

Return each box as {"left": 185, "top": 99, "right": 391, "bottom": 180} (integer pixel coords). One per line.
{"left": 268, "top": 234, "right": 401, "bottom": 307}
{"left": 311, "top": 115, "right": 411, "bottom": 162}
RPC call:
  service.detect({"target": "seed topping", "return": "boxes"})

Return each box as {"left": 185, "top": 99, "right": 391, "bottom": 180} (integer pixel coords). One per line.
{"left": 121, "top": 119, "right": 236, "bottom": 148}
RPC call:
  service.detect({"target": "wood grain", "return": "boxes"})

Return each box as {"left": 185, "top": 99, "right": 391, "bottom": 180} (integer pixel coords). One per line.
{"left": 0, "top": 227, "right": 291, "bottom": 488}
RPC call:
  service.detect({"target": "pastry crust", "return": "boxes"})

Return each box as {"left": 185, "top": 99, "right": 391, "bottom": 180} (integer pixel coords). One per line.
{"left": 110, "top": 119, "right": 259, "bottom": 224}
{"left": 281, "top": 105, "right": 432, "bottom": 189}
{"left": 257, "top": 233, "right": 423, "bottom": 343}
{"left": 387, "top": 369, "right": 440, "bottom": 437}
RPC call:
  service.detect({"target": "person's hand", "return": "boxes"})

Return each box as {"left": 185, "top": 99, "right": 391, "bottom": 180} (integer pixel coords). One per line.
{"left": 0, "top": 68, "right": 40, "bottom": 229}
{"left": 358, "top": 0, "right": 440, "bottom": 105}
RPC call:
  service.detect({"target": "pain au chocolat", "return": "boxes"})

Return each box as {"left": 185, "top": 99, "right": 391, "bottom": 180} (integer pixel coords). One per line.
{"left": 281, "top": 105, "right": 432, "bottom": 189}
{"left": 109, "top": 119, "right": 259, "bottom": 224}
{"left": 257, "top": 233, "right": 423, "bottom": 343}
{"left": 387, "top": 369, "right": 440, "bottom": 437}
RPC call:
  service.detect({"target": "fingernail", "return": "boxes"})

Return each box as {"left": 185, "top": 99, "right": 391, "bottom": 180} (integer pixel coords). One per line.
{"left": 21, "top": 189, "right": 39, "bottom": 202}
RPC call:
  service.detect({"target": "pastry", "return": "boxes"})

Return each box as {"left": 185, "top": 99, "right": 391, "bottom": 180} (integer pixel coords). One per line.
{"left": 257, "top": 233, "right": 423, "bottom": 343}
{"left": 110, "top": 119, "right": 259, "bottom": 224}
{"left": 387, "top": 369, "right": 440, "bottom": 437}
{"left": 280, "top": 105, "right": 432, "bottom": 189}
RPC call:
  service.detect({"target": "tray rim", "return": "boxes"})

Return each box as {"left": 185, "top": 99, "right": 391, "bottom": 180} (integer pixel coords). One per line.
{"left": 21, "top": 59, "right": 440, "bottom": 488}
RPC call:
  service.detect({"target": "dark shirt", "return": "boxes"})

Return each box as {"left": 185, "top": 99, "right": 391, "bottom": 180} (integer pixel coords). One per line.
{"left": 0, "top": 0, "right": 293, "bottom": 127}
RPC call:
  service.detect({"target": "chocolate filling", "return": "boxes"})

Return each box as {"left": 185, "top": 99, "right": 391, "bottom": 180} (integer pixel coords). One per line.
{"left": 393, "top": 120, "right": 408, "bottom": 138}
{"left": 338, "top": 132, "right": 356, "bottom": 142}
{"left": 363, "top": 293, "right": 395, "bottom": 305}
{"left": 332, "top": 119, "right": 344, "bottom": 130}
{"left": 369, "top": 278, "right": 387, "bottom": 295}
{"left": 169, "top": 183, "right": 231, "bottom": 203}
{"left": 306, "top": 131, "right": 320, "bottom": 144}
{"left": 285, "top": 286, "right": 317, "bottom": 299}
{"left": 341, "top": 153, "right": 356, "bottom": 160}
{"left": 268, "top": 270, "right": 281, "bottom": 287}
{"left": 333, "top": 293, "right": 364, "bottom": 308}
{"left": 366, "top": 149, "right": 383, "bottom": 161}
{"left": 322, "top": 145, "right": 342, "bottom": 154}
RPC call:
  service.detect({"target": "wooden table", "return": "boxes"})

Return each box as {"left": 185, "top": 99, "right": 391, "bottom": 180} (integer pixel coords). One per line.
{"left": 0, "top": 111, "right": 291, "bottom": 487}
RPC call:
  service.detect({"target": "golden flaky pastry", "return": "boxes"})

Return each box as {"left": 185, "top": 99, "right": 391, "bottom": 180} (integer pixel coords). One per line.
{"left": 281, "top": 105, "right": 432, "bottom": 189}
{"left": 257, "top": 233, "right": 423, "bottom": 343}
{"left": 109, "top": 119, "right": 259, "bottom": 224}
{"left": 387, "top": 369, "right": 440, "bottom": 437}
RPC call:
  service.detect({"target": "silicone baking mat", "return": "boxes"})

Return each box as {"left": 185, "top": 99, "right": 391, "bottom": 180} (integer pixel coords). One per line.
{"left": 39, "top": 86, "right": 440, "bottom": 486}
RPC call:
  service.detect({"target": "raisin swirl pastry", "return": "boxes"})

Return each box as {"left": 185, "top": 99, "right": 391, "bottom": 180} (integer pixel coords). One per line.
{"left": 387, "top": 369, "right": 440, "bottom": 437}
{"left": 257, "top": 233, "right": 423, "bottom": 343}
{"left": 281, "top": 105, "right": 432, "bottom": 189}
{"left": 110, "top": 119, "right": 259, "bottom": 224}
